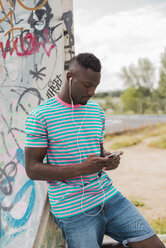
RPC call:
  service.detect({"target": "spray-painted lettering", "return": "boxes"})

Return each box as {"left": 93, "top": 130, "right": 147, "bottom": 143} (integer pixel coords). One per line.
{"left": 46, "top": 75, "right": 62, "bottom": 98}
{"left": 0, "top": 28, "right": 55, "bottom": 58}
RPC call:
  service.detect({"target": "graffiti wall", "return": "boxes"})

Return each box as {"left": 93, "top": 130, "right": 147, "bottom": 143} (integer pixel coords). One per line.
{"left": 0, "top": 0, "right": 74, "bottom": 247}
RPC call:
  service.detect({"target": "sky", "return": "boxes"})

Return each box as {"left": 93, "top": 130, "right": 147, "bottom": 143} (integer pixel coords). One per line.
{"left": 73, "top": 0, "right": 166, "bottom": 92}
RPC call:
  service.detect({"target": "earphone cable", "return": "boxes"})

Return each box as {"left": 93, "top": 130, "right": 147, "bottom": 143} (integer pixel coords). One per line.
{"left": 69, "top": 85, "right": 106, "bottom": 216}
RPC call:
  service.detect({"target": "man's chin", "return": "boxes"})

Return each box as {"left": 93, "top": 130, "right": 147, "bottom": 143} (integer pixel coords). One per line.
{"left": 80, "top": 97, "right": 90, "bottom": 105}
{"left": 80, "top": 99, "right": 89, "bottom": 105}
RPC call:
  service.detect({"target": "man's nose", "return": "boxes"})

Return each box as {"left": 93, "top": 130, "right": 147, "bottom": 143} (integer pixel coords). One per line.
{"left": 88, "top": 87, "right": 96, "bottom": 97}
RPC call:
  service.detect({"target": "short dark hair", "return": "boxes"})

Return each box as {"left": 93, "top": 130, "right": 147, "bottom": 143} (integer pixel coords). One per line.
{"left": 69, "top": 53, "right": 101, "bottom": 72}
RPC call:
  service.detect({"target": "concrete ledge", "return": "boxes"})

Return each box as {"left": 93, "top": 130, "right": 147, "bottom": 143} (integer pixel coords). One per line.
{"left": 33, "top": 195, "right": 66, "bottom": 248}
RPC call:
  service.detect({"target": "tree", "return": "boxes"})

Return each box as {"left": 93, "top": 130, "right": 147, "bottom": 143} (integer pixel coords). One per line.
{"left": 120, "top": 88, "right": 141, "bottom": 113}
{"left": 119, "top": 58, "right": 155, "bottom": 93}
{"left": 158, "top": 48, "right": 166, "bottom": 98}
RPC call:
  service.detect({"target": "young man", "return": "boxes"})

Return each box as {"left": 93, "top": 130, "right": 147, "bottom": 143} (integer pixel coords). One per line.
{"left": 25, "top": 53, "right": 164, "bottom": 248}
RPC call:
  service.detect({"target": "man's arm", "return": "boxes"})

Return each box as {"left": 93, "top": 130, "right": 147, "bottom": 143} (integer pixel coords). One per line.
{"left": 24, "top": 147, "right": 112, "bottom": 181}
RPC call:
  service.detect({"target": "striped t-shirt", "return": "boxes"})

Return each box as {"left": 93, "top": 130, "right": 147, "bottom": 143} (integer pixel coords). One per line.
{"left": 25, "top": 96, "right": 118, "bottom": 218}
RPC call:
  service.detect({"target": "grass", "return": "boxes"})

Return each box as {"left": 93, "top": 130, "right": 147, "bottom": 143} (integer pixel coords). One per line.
{"left": 149, "top": 217, "right": 166, "bottom": 234}
{"left": 144, "top": 123, "right": 166, "bottom": 138}
{"left": 109, "top": 135, "right": 142, "bottom": 149}
{"left": 129, "top": 196, "right": 145, "bottom": 207}
{"left": 104, "top": 123, "right": 166, "bottom": 149}
{"left": 148, "top": 135, "right": 166, "bottom": 149}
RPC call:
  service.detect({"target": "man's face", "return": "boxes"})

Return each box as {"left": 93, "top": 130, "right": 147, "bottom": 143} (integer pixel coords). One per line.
{"left": 70, "top": 65, "right": 101, "bottom": 105}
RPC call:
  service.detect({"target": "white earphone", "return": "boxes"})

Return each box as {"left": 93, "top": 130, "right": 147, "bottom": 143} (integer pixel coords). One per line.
{"left": 69, "top": 77, "right": 73, "bottom": 106}
{"left": 69, "top": 77, "right": 72, "bottom": 84}
{"left": 68, "top": 76, "right": 105, "bottom": 216}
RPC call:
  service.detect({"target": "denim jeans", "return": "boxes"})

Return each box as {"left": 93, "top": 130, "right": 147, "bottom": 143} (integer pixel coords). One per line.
{"left": 53, "top": 191, "right": 156, "bottom": 248}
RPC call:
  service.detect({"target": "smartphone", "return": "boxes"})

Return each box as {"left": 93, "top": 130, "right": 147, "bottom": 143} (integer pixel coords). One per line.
{"left": 107, "top": 151, "right": 121, "bottom": 158}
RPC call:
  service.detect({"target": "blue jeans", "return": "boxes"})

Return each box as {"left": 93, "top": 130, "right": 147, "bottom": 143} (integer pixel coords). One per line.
{"left": 53, "top": 192, "right": 156, "bottom": 248}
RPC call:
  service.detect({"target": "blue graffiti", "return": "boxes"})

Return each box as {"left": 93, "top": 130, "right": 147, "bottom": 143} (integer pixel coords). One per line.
{"left": 0, "top": 148, "right": 36, "bottom": 245}
{"left": 2, "top": 180, "right": 35, "bottom": 229}
{"left": 16, "top": 148, "right": 25, "bottom": 168}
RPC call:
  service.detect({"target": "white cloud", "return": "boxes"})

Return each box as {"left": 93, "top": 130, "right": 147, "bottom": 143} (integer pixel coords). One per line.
{"left": 73, "top": 3, "right": 166, "bottom": 91}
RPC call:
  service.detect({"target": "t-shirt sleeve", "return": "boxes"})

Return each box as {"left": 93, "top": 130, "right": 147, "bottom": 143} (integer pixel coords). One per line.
{"left": 25, "top": 114, "right": 48, "bottom": 147}
{"left": 99, "top": 108, "right": 105, "bottom": 144}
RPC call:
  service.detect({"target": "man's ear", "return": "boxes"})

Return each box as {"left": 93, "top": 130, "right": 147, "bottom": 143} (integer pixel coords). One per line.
{"left": 66, "top": 71, "right": 72, "bottom": 82}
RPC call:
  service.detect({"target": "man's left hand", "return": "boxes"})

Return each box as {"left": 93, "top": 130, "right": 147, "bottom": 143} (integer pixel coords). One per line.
{"left": 103, "top": 150, "right": 123, "bottom": 171}
{"left": 103, "top": 155, "right": 121, "bottom": 170}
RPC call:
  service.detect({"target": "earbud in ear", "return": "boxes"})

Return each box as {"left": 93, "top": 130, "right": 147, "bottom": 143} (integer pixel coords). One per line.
{"left": 69, "top": 77, "right": 72, "bottom": 83}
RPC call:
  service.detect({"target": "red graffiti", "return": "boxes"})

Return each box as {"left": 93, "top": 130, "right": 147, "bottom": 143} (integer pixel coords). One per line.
{"left": 0, "top": 29, "right": 55, "bottom": 59}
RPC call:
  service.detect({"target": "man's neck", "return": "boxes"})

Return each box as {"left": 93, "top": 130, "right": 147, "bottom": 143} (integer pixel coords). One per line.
{"left": 58, "top": 89, "right": 71, "bottom": 104}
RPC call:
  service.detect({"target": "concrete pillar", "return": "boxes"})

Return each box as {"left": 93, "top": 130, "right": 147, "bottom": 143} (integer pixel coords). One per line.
{"left": 0, "top": 0, "right": 74, "bottom": 247}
